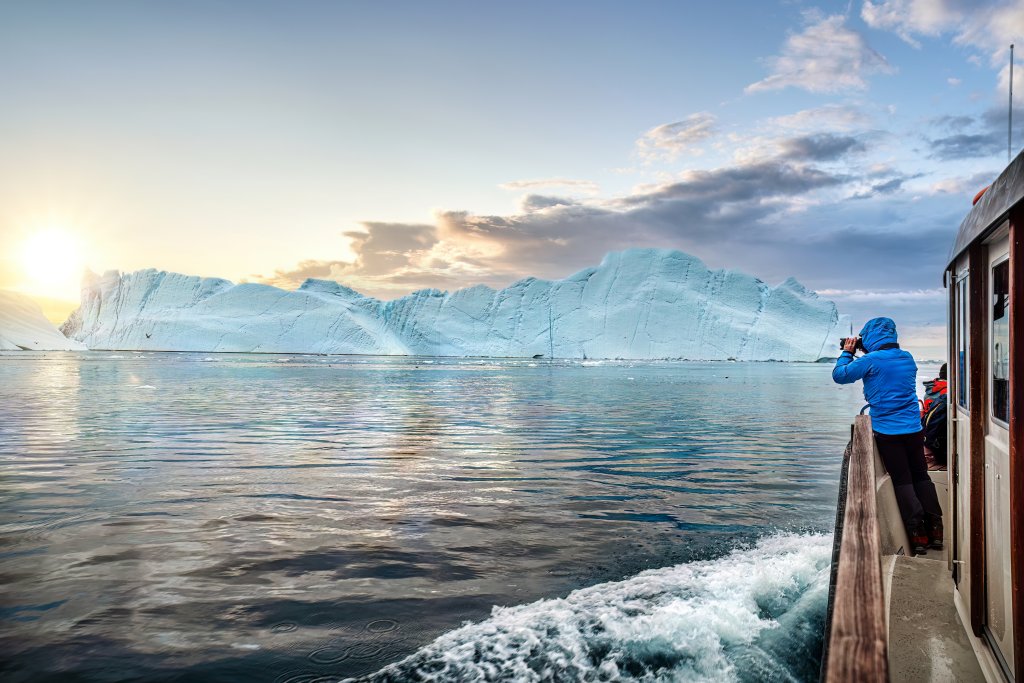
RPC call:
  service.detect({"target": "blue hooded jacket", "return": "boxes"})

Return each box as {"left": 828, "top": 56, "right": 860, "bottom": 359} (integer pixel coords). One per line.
{"left": 832, "top": 317, "right": 920, "bottom": 434}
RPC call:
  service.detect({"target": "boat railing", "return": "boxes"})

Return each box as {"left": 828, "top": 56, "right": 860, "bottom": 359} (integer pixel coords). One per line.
{"left": 821, "top": 414, "right": 889, "bottom": 682}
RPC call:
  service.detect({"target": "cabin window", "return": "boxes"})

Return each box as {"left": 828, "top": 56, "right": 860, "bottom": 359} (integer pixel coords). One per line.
{"left": 957, "top": 276, "right": 969, "bottom": 410}
{"left": 992, "top": 259, "right": 1010, "bottom": 425}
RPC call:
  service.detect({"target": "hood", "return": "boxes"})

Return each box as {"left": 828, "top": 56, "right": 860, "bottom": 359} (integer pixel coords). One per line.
{"left": 859, "top": 317, "right": 898, "bottom": 352}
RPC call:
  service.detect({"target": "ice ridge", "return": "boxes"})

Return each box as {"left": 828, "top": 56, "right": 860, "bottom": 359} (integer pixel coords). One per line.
{"left": 62, "top": 249, "right": 848, "bottom": 360}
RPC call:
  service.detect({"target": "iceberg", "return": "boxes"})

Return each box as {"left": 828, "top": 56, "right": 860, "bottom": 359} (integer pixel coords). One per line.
{"left": 62, "top": 249, "right": 847, "bottom": 361}
{"left": 0, "top": 290, "right": 86, "bottom": 351}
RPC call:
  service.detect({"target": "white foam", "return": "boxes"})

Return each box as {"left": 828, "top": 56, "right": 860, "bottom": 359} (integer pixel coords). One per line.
{"left": 349, "top": 533, "right": 832, "bottom": 682}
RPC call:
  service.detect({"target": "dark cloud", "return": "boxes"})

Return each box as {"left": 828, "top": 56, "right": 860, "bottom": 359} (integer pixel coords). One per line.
{"left": 260, "top": 152, "right": 932, "bottom": 302}
{"left": 258, "top": 221, "right": 438, "bottom": 292}
{"left": 344, "top": 222, "right": 437, "bottom": 273}
{"left": 865, "top": 177, "right": 904, "bottom": 194}
{"left": 779, "top": 133, "right": 867, "bottom": 161}
{"left": 850, "top": 172, "right": 924, "bottom": 199}
{"left": 930, "top": 132, "right": 1003, "bottom": 161}
{"left": 927, "top": 108, "right": 1005, "bottom": 161}
{"left": 520, "top": 195, "right": 579, "bottom": 212}
{"left": 404, "top": 159, "right": 857, "bottom": 285}
{"left": 622, "top": 161, "right": 848, "bottom": 207}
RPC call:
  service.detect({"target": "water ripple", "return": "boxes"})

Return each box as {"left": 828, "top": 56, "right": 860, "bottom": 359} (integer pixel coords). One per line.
{"left": 0, "top": 352, "right": 928, "bottom": 681}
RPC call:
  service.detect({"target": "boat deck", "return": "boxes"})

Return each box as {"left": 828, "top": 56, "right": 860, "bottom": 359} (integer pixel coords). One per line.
{"left": 888, "top": 553, "right": 985, "bottom": 682}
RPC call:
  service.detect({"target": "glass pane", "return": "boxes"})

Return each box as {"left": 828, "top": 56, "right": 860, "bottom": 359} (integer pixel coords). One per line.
{"left": 992, "top": 261, "right": 1010, "bottom": 424}
{"left": 958, "top": 277, "right": 969, "bottom": 409}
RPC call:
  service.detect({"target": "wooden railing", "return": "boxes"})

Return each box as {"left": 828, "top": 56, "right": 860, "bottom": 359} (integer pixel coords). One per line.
{"left": 821, "top": 415, "right": 889, "bottom": 682}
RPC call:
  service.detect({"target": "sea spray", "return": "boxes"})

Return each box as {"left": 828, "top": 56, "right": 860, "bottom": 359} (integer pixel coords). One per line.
{"left": 347, "top": 533, "right": 832, "bottom": 682}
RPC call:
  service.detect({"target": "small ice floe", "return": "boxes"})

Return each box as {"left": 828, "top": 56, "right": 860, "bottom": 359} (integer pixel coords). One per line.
{"left": 136, "top": 385, "right": 157, "bottom": 390}
{"left": 276, "top": 358, "right": 291, "bottom": 363}
{"left": 201, "top": 357, "right": 216, "bottom": 362}
{"left": 231, "top": 643, "right": 261, "bottom": 651}
{"left": 527, "top": 363, "right": 538, "bottom": 367}
{"left": 107, "top": 355, "right": 126, "bottom": 359}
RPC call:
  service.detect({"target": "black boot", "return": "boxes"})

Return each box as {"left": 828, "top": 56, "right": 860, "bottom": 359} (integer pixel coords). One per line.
{"left": 929, "top": 517, "right": 944, "bottom": 550}
{"left": 910, "top": 524, "right": 929, "bottom": 556}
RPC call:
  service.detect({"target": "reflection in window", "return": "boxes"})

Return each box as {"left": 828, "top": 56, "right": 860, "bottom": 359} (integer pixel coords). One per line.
{"left": 958, "top": 277, "right": 969, "bottom": 410}
{"left": 992, "top": 260, "right": 1010, "bottom": 424}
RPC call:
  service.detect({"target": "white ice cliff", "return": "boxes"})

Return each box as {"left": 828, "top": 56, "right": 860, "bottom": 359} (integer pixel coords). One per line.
{"left": 0, "top": 290, "right": 86, "bottom": 351}
{"left": 61, "top": 249, "right": 847, "bottom": 360}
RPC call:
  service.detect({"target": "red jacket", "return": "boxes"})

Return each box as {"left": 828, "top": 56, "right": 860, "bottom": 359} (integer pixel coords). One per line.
{"left": 921, "top": 378, "right": 948, "bottom": 418}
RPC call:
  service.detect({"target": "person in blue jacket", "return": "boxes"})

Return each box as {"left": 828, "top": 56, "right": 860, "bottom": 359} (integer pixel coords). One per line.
{"left": 833, "top": 317, "right": 942, "bottom": 555}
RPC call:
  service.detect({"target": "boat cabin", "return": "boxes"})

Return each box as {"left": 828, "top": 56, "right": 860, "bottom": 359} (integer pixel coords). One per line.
{"left": 945, "top": 150, "right": 1022, "bottom": 680}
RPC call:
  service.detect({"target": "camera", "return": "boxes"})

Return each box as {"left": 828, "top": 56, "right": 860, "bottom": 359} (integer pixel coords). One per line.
{"left": 839, "top": 336, "right": 865, "bottom": 352}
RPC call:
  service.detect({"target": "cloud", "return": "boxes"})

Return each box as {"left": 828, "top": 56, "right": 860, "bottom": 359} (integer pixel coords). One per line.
{"left": 929, "top": 170, "right": 999, "bottom": 195}
{"left": 519, "top": 194, "right": 580, "bottom": 212}
{"left": 849, "top": 171, "right": 924, "bottom": 199}
{"left": 267, "top": 154, "right": 861, "bottom": 300}
{"left": 860, "top": 0, "right": 965, "bottom": 47}
{"left": 816, "top": 287, "right": 945, "bottom": 302}
{"left": 344, "top": 222, "right": 438, "bottom": 273}
{"left": 620, "top": 161, "right": 848, "bottom": 210}
{"left": 779, "top": 133, "right": 868, "bottom": 161}
{"left": 930, "top": 132, "right": 1004, "bottom": 160}
{"left": 499, "top": 178, "right": 600, "bottom": 194}
{"left": 769, "top": 104, "right": 873, "bottom": 132}
{"left": 862, "top": 0, "right": 1024, "bottom": 93}
{"left": 635, "top": 112, "right": 717, "bottom": 161}
{"left": 258, "top": 221, "right": 440, "bottom": 295}
{"left": 746, "top": 14, "right": 895, "bottom": 94}
{"left": 925, "top": 108, "right": 1007, "bottom": 160}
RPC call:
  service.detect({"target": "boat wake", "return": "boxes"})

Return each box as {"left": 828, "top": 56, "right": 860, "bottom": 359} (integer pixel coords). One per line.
{"left": 346, "top": 533, "right": 832, "bottom": 682}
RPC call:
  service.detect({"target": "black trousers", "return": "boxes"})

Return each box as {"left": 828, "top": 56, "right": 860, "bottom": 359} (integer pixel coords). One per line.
{"left": 874, "top": 430, "right": 943, "bottom": 533}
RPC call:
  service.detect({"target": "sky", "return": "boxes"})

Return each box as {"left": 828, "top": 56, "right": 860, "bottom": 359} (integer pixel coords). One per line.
{"left": 2, "top": 0, "right": 1022, "bottom": 358}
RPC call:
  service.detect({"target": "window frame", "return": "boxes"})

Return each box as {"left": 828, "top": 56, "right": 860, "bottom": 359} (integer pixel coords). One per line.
{"left": 955, "top": 271, "right": 970, "bottom": 412}
{"left": 990, "top": 254, "right": 1011, "bottom": 428}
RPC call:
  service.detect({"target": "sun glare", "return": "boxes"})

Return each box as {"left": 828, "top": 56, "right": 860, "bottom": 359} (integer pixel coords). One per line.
{"left": 19, "top": 228, "right": 87, "bottom": 301}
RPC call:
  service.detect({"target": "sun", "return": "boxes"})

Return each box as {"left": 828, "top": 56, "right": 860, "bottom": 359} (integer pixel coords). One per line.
{"left": 19, "top": 228, "right": 87, "bottom": 300}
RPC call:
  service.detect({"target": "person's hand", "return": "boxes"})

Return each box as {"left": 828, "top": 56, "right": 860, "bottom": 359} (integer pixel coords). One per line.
{"left": 843, "top": 337, "right": 859, "bottom": 354}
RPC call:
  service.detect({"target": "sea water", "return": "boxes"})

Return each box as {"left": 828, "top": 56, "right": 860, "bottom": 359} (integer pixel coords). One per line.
{"left": 0, "top": 353, "right": 941, "bottom": 682}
